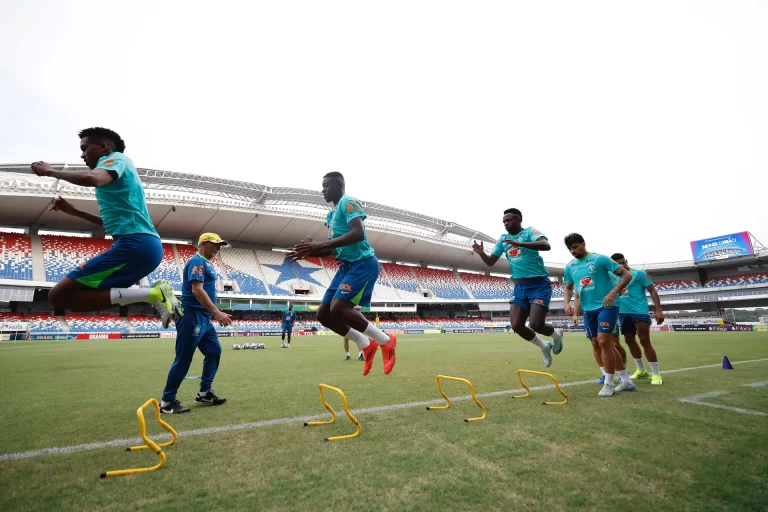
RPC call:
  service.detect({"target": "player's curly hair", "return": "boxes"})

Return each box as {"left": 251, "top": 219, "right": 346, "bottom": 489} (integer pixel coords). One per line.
{"left": 564, "top": 233, "right": 585, "bottom": 247}
{"left": 78, "top": 127, "right": 126, "bottom": 153}
{"left": 611, "top": 253, "right": 625, "bottom": 261}
{"left": 503, "top": 208, "right": 522, "bottom": 218}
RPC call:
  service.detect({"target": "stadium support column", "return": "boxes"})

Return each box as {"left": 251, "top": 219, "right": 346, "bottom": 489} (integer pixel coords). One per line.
{"left": 697, "top": 267, "right": 708, "bottom": 286}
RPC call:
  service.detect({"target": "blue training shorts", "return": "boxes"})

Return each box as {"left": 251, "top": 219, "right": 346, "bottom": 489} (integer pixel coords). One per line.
{"left": 510, "top": 276, "right": 552, "bottom": 311}
{"left": 583, "top": 306, "right": 619, "bottom": 340}
{"left": 619, "top": 313, "right": 652, "bottom": 335}
{"left": 322, "top": 256, "right": 379, "bottom": 307}
{"left": 282, "top": 324, "right": 294, "bottom": 335}
{"left": 66, "top": 234, "right": 162, "bottom": 289}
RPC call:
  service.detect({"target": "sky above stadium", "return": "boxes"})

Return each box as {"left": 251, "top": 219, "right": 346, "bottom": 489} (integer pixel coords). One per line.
{"left": 1, "top": 1, "right": 766, "bottom": 265}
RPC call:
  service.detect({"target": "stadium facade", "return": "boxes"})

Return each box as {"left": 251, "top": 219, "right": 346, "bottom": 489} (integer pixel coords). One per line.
{"left": 2, "top": 164, "right": 767, "bottom": 338}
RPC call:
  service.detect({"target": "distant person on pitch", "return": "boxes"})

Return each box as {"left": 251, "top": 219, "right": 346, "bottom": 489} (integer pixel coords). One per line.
{"left": 281, "top": 304, "right": 296, "bottom": 347}
{"left": 563, "top": 233, "right": 635, "bottom": 397}
{"left": 286, "top": 172, "right": 396, "bottom": 376}
{"left": 611, "top": 253, "right": 664, "bottom": 385}
{"left": 30, "top": 127, "right": 180, "bottom": 327}
{"left": 160, "top": 233, "right": 231, "bottom": 414}
{"left": 344, "top": 305, "right": 365, "bottom": 361}
{"left": 472, "top": 208, "right": 563, "bottom": 367}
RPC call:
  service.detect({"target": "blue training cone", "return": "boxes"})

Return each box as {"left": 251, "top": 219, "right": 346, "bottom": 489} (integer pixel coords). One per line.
{"left": 722, "top": 356, "right": 734, "bottom": 370}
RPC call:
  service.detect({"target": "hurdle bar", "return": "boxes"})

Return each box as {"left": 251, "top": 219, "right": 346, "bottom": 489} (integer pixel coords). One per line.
{"left": 426, "top": 375, "right": 487, "bottom": 422}
{"left": 513, "top": 370, "right": 569, "bottom": 405}
{"left": 101, "top": 398, "right": 178, "bottom": 478}
{"left": 304, "top": 384, "right": 361, "bottom": 441}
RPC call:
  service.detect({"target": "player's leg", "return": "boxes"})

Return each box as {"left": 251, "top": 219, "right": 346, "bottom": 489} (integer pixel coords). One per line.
{"left": 612, "top": 325, "right": 627, "bottom": 365}
{"left": 620, "top": 315, "right": 649, "bottom": 379}
{"left": 195, "top": 321, "right": 226, "bottom": 405}
{"left": 526, "top": 278, "right": 564, "bottom": 354}
{"left": 635, "top": 319, "right": 662, "bottom": 384}
{"left": 602, "top": 309, "right": 636, "bottom": 392}
{"left": 51, "top": 235, "right": 179, "bottom": 325}
{"left": 343, "top": 337, "right": 351, "bottom": 360}
{"left": 286, "top": 325, "right": 292, "bottom": 345}
{"left": 510, "top": 304, "right": 553, "bottom": 367}
{"left": 281, "top": 327, "right": 286, "bottom": 342}
{"left": 583, "top": 311, "right": 605, "bottom": 382}
{"left": 160, "top": 311, "right": 200, "bottom": 413}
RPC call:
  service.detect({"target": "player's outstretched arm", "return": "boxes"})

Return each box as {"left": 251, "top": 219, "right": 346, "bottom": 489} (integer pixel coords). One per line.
{"left": 191, "top": 281, "right": 232, "bottom": 326}
{"left": 472, "top": 240, "right": 500, "bottom": 267}
{"left": 647, "top": 284, "right": 664, "bottom": 324}
{"left": 502, "top": 236, "right": 551, "bottom": 251}
{"left": 31, "top": 162, "right": 115, "bottom": 188}
{"left": 287, "top": 218, "right": 366, "bottom": 261}
{"left": 49, "top": 197, "right": 104, "bottom": 226}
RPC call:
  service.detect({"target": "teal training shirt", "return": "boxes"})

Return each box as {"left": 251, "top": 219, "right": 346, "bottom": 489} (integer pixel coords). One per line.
{"left": 564, "top": 253, "right": 621, "bottom": 311}
{"left": 326, "top": 195, "right": 376, "bottom": 262}
{"left": 94, "top": 153, "right": 159, "bottom": 238}
{"left": 490, "top": 227, "right": 549, "bottom": 280}
{"left": 619, "top": 269, "right": 653, "bottom": 314}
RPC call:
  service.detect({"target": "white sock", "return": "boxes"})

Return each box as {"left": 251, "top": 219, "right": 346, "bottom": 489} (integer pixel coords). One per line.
{"left": 345, "top": 328, "right": 371, "bottom": 350}
{"left": 604, "top": 373, "right": 615, "bottom": 386}
{"left": 599, "top": 367, "right": 607, "bottom": 376}
{"left": 363, "top": 324, "right": 390, "bottom": 344}
{"left": 161, "top": 400, "right": 172, "bottom": 407}
{"left": 345, "top": 352, "right": 350, "bottom": 356}
{"left": 110, "top": 288, "right": 151, "bottom": 306}
{"left": 618, "top": 369, "right": 632, "bottom": 384}
{"left": 529, "top": 334, "right": 549, "bottom": 350}
{"left": 634, "top": 358, "right": 646, "bottom": 372}
{"left": 650, "top": 361, "right": 661, "bottom": 376}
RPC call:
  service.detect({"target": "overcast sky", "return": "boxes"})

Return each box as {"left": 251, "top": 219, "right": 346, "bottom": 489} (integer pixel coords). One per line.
{"left": 1, "top": 1, "right": 766, "bottom": 265}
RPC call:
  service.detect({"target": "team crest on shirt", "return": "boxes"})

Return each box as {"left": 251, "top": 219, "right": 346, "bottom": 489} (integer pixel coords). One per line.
{"left": 193, "top": 324, "right": 201, "bottom": 335}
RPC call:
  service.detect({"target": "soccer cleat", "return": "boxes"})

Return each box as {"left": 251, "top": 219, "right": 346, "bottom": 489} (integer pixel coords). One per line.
{"left": 362, "top": 340, "right": 379, "bottom": 376}
{"left": 195, "top": 389, "right": 227, "bottom": 406}
{"left": 597, "top": 375, "right": 605, "bottom": 384}
{"left": 651, "top": 375, "right": 663, "bottom": 385}
{"left": 345, "top": 354, "right": 351, "bottom": 360}
{"left": 551, "top": 329, "right": 564, "bottom": 355}
{"left": 160, "top": 399, "right": 190, "bottom": 414}
{"left": 541, "top": 341, "right": 553, "bottom": 368}
{"left": 381, "top": 335, "right": 397, "bottom": 375}
{"left": 598, "top": 384, "right": 615, "bottom": 397}
{"left": 631, "top": 369, "right": 650, "bottom": 380}
{"left": 150, "top": 280, "right": 181, "bottom": 329}
{"left": 358, "top": 353, "right": 364, "bottom": 361}
{"left": 615, "top": 381, "right": 637, "bottom": 392}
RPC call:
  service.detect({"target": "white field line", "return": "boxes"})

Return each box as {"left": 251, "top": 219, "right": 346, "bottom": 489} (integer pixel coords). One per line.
{"left": 679, "top": 391, "right": 768, "bottom": 417}
{"left": 2, "top": 357, "right": 767, "bottom": 462}
{"left": 743, "top": 381, "right": 768, "bottom": 388}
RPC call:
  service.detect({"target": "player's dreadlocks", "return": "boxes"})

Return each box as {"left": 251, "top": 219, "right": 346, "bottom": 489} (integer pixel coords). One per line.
{"left": 78, "top": 127, "right": 126, "bottom": 153}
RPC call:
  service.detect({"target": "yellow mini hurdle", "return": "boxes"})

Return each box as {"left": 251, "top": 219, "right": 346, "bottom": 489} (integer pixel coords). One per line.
{"left": 101, "top": 398, "right": 178, "bottom": 478}
{"left": 304, "top": 384, "right": 361, "bottom": 441}
{"left": 513, "top": 369, "right": 569, "bottom": 405}
{"left": 426, "top": 375, "right": 487, "bottom": 422}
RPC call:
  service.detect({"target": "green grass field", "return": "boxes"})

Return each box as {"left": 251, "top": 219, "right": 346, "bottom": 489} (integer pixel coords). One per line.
{"left": 1, "top": 332, "right": 767, "bottom": 511}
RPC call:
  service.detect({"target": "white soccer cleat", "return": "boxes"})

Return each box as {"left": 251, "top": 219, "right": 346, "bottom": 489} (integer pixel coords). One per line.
{"left": 615, "top": 381, "right": 637, "bottom": 392}
{"left": 541, "top": 341, "right": 553, "bottom": 367}
{"left": 598, "top": 384, "right": 615, "bottom": 397}
{"left": 551, "top": 329, "right": 564, "bottom": 355}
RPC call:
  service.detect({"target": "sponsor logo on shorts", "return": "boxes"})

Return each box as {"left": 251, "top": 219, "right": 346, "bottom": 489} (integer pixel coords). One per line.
{"left": 340, "top": 284, "right": 352, "bottom": 294}
{"left": 599, "top": 321, "right": 611, "bottom": 327}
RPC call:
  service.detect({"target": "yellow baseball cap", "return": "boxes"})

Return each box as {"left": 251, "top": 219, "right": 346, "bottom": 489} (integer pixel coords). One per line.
{"left": 198, "top": 233, "right": 228, "bottom": 245}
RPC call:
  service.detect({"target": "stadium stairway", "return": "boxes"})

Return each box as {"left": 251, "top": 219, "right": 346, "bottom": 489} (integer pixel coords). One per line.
{"left": 454, "top": 270, "right": 476, "bottom": 300}
{"left": 57, "top": 315, "right": 70, "bottom": 332}
{"left": 121, "top": 316, "right": 135, "bottom": 334}
{"left": 29, "top": 234, "right": 46, "bottom": 281}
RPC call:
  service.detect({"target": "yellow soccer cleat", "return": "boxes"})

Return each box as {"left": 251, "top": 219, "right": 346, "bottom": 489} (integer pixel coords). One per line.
{"left": 651, "top": 375, "right": 663, "bottom": 385}
{"left": 631, "top": 370, "right": 650, "bottom": 380}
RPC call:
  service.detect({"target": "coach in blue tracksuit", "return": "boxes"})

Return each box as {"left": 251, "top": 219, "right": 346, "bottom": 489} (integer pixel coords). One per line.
{"left": 160, "top": 233, "right": 233, "bottom": 414}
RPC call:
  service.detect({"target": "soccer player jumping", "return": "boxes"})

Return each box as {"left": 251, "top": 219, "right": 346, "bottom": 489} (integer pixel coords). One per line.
{"left": 472, "top": 208, "right": 563, "bottom": 367}
{"left": 611, "top": 253, "right": 664, "bottom": 385}
{"left": 562, "top": 233, "right": 636, "bottom": 397}
{"left": 31, "top": 127, "right": 179, "bottom": 327}
{"left": 287, "top": 172, "right": 396, "bottom": 376}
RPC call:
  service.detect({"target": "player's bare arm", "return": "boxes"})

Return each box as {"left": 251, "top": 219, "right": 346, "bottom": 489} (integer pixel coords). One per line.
{"left": 604, "top": 266, "right": 632, "bottom": 308}
{"left": 647, "top": 283, "right": 665, "bottom": 324}
{"left": 472, "top": 240, "right": 500, "bottom": 267}
{"left": 502, "top": 236, "right": 551, "bottom": 251}
{"left": 31, "top": 161, "right": 115, "bottom": 188}
{"left": 191, "top": 281, "right": 232, "bottom": 326}
{"left": 287, "top": 219, "right": 365, "bottom": 262}
{"left": 48, "top": 197, "right": 104, "bottom": 226}
{"left": 563, "top": 283, "right": 575, "bottom": 317}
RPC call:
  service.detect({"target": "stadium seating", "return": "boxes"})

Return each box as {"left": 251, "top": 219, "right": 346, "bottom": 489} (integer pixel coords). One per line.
{"left": 459, "top": 273, "right": 514, "bottom": 299}
{"left": 550, "top": 281, "right": 565, "bottom": 298}
{"left": 255, "top": 250, "right": 299, "bottom": 296}
{"left": 654, "top": 279, "right": 701, "bottom": 292}
{"left": 42, "top": 235, "right": 113, "bottom": 283}
{"left": 129, "top": 314, "right": 176, "bottom": 332}
{"left": 0, "top": 232, "right": 33, "bottom": 281}
{"left": 414, "top": 268, "right": 470, "bottom": 299}
{"left": 706, "top": 272, "right": 768, "bottom": 288}
{"left": 292, "top": 257, "right": 330, "bottom": 296}
{"left": 27, "top": 313, "right": 64, "bottom": 333}
{"left": 381, "top": 263, "right": 421, "bottom": 298}
{"left": 0, "top": 312, "right": 24, "bottom": 322}
{"left": 146, "top": 244, "right": 182, "bottom": 290}
{"left": 218, "top": 247, "right": 269, "bottom": 295}
{"left": 66, "top": 313, "right": 127, "bottom": 333}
